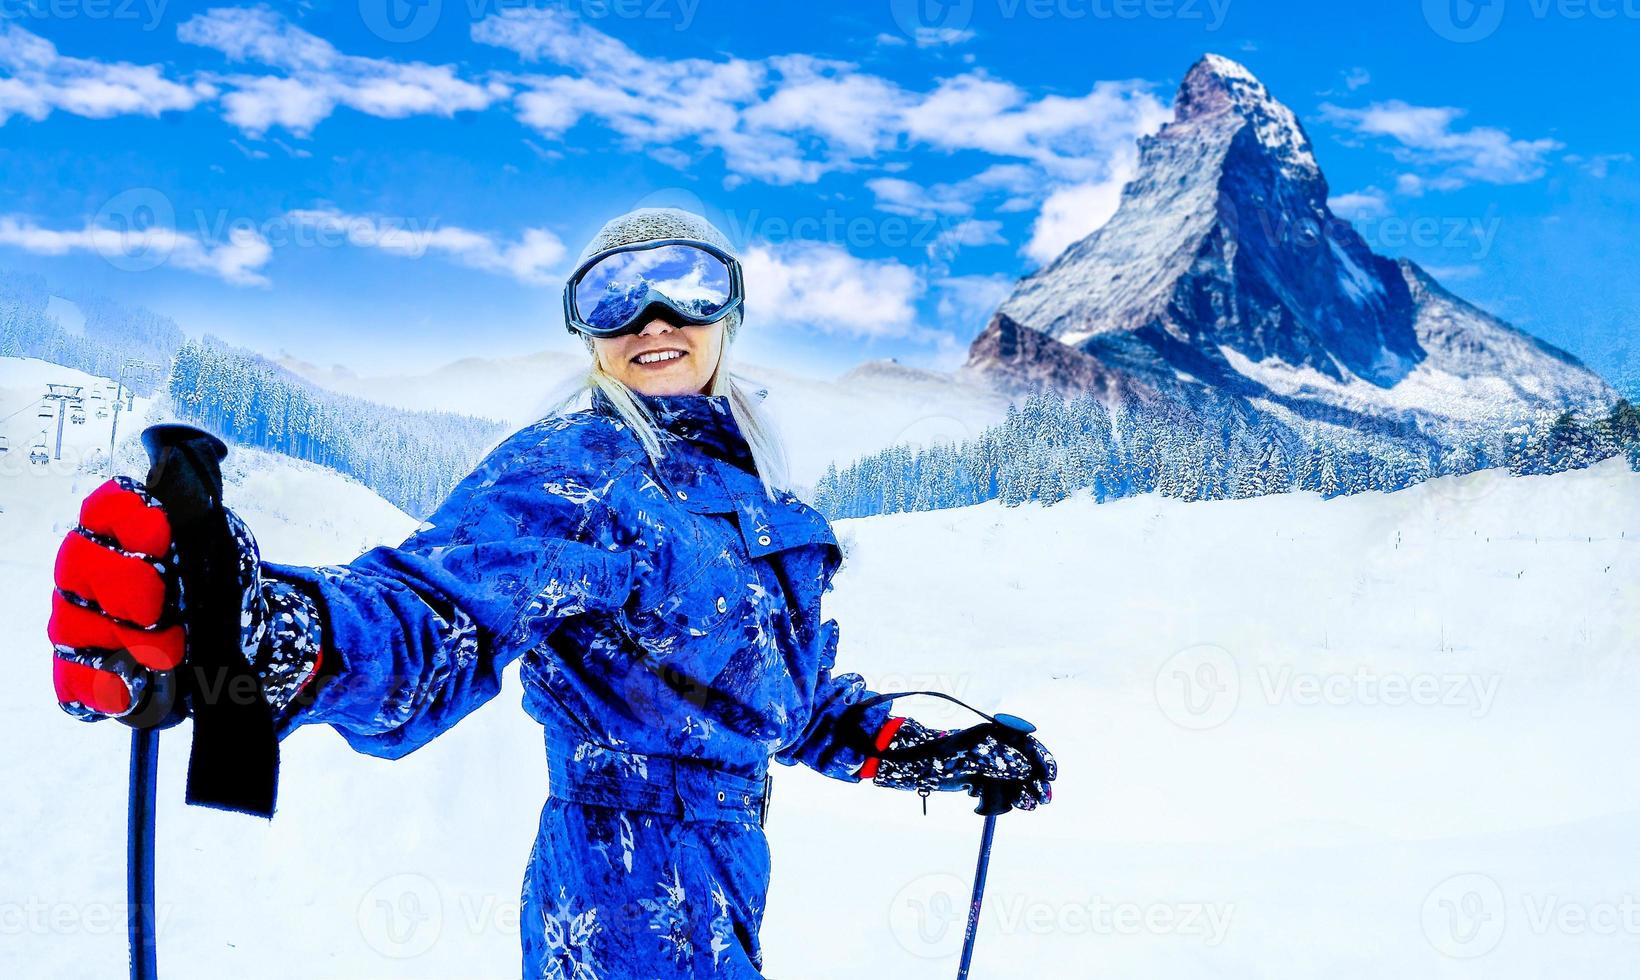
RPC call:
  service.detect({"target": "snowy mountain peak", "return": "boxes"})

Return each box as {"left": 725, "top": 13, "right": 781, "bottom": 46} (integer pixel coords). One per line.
{"left": 967, "top": 56, "right": 1614, "bottom": 435}
{"left": 1176, "top": 54, "right": 1320, "bottom": 179}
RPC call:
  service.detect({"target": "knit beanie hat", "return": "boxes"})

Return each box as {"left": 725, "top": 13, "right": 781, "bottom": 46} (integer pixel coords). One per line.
{"left": 569, "top": 207, "right": 742, "bottom": 356}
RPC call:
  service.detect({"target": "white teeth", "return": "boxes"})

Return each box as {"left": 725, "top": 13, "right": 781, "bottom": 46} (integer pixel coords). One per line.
{"left": 636, "top": 350, "right": 685, "bottom": 365}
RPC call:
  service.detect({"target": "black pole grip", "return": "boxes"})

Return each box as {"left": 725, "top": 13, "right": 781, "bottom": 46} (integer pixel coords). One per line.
{"left": 966, "top": 713, "right": 1037, "bottom": 816}
{"left": 141, "top": 424, "right": 279, "bottom": 818}
{"left": 969, "top": 779, "right": 1014, "bottom": 817}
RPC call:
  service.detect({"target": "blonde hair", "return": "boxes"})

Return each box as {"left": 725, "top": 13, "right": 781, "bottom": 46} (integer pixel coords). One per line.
{"left": 537, "top": 334, "right": 792, "bottom": 503}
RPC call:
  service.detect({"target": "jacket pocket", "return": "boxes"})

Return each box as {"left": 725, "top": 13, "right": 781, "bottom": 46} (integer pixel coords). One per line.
{"left": 626, "top": 539, "right": 751, "bottom": 641}
{"left": 729, "top": 493, "right": 842, "bottom": 565}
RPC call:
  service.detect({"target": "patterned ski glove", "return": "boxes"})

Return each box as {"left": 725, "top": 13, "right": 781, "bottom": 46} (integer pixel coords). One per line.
{"left": 50, "top": 477, "right": 325, "bottom": 726}
{"left": 860, "top": 716, "right": 1058, "bottom": 811}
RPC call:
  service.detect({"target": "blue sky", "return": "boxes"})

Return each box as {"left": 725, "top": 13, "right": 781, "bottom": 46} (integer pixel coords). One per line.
{"left": 1, "top": 0, "right": 1636, "bottom": 389}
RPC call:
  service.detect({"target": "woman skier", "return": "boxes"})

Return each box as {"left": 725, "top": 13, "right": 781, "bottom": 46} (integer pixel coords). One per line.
{"left": 48, "top": 207, "right": 1058, "bottom": 978}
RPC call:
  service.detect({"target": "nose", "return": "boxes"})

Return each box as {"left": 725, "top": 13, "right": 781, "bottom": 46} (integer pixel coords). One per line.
{"left": 637, "top": 318, "right": 676, "bottom": 336}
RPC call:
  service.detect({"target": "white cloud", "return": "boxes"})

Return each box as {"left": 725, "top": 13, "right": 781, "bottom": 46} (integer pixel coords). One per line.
{"left": 473, "top": 8, "right": 1163, "bottom": 187}
{"left": 967, "top": 163, "right": 1043, "bottom": 194}
{"left": 743, "top": 57, "right": 908, "bottom": 159}
{"left": 649, "top": 146, "right": 693, "bottom": 169}
{"left": 0, "top": 24, "right": 208, "bottom": 125}
{"left": 900, "top": 75, "right": 1168, "bottom": 181}
{"left": 1022, "top": 160, "right": 1136, "bottom": 265}
{"left": 473, "top": 8, "right": 766, "bottom": 137}
{"left": 178, "top": 7, "right": 501, "bottom": 137}
{"left": 928, "top": 219, "right": 1005, "bottom": 261}
{"left": 271, "top": 137, "right": 312, "bottom": 159}
{"left": 866, "top": 177, "right": 975, "bottom": 218}
{"left": 1564, "top": 153, "right": 1632, "bottom": 179}
{"left": 0, "top": 215, "right": 271, "bottom": 286}
{"left": 1329, "top": 189, "right": 1389, "bottom": 220}
{"left": 1321, "top": 99, "right": 1562, "bottom": 188}
{"left": 284, "top": 208, "right": 566, "bottom": 284}
{"left": 740, "top": 241, "right": 924, "bottom": 338}
{"left": 867, "top": 164, "right": 1042, "bottom": 219}
{"left": 1394, "top": 172, "right": 1464, "bottom": 197}
{"left": 1343, "top": 67, "right": 1371, "bottom": 92}
{"left": 0, "top": 203, "right": 568, "bottom": 288}
{"left": 910, "top": 27, "right": 976, "bottom": 47}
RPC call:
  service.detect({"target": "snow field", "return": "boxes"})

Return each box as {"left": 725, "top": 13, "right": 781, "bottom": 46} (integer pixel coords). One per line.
{"left": 3, "top": 349, "right": 1636, "bottom": 977}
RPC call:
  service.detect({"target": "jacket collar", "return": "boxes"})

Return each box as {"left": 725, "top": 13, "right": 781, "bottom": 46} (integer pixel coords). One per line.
{"left": 586, "top": 384, "right": 839, "bottom": 565}
{"left": 588, "top": 384, "right": 767, "bottom": 474}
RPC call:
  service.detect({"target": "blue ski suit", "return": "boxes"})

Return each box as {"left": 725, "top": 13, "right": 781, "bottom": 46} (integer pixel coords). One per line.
{"left": 262, "top": 385, "right": 895, "bottom": 978}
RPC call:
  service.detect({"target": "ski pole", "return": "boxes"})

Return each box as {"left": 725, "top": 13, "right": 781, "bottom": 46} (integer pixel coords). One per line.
{"left": 121, "top": 424, "right": 280, "bottom": 979}
{"left": 955, "top": 712, "right": 1036, "bottom": 980}
{"left": 128, "top": 727, "right": 158, "bottom": 980}
{"left": 955, "top": 794, "right": 1003, "bottom": 979}
{"left": 122, "top": 425, "right": 232, "bottom": 980}
{"left": 835, "top": 695, "right": 1045, "bottom": 978}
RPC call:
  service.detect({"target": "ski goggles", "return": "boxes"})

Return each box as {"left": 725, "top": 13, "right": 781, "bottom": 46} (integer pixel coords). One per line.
{"left": 563, "top": 239, "right": 744, "bottom": 339}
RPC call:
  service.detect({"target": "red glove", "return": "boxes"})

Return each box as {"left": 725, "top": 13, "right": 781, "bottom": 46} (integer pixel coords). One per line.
{"left": 50, "top": 478, "right": 186, "bottom": 722}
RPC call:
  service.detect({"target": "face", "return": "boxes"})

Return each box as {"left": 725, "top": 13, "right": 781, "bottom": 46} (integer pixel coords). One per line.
{"left": 592, "top": 317, "right": 724, "bottom": 396}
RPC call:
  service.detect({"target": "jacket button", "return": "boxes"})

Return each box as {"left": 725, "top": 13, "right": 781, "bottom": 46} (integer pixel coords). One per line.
{"left": 716, "top": 791, "right": 726, "bottom": 802}
{"left": 676, "top": 489, "right": 688, "bottom": 500}
{"left": 742, "top": 795, "right": 751, "bottom": 805}
{"left": 716, "top": 596, "right": 727, "bottom": 613}
{"left": 757, "top": 534, "right": 771, "bottom": 546}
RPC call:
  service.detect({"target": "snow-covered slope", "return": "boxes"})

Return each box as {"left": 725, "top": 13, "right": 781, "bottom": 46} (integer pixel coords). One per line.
{"left": 969, "top": 54, "right": 1614, "bottom": 430}
{"left": 276, "top": 348, "right": 580, "bottom": 422}
{"left": 756, "top": 357, "right": 1013, "bottom": 489}
{"left": 5, "top": 363, "right": 1637, "bottom": 977}
{"left": 0, "top": 357, "right": 138, "bottom": 481}
{"left": 0, "top": 356, "right": 415, "bottom": 550}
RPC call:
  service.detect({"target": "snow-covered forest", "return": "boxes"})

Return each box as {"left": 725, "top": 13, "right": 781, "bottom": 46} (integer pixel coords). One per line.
{"left": 815, "top": 387, "right": 1640, "bottom": 519}
{"left": 0, "top": 271, "right": 182, "bottom": 394}
{"left": 167, "top": 340, "right": 505, "bottom": 517}
{"left": 0, "top": 268, "right": 513, "bottom": 517}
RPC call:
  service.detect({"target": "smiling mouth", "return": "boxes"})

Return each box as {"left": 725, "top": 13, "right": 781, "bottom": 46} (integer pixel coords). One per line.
{"left": 632, "top": 348, "right": 688, "bottom": 365}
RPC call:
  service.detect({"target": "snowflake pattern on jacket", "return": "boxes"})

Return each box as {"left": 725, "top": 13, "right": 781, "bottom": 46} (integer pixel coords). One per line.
{"left": 261, "top": 384, "right": 893, "bottom": 978}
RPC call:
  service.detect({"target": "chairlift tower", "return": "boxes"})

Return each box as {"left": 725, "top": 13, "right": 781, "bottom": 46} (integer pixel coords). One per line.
{"left": 108, "top": 359, "right": 163, "bottom": 473}
{"left": 43, "top": 383, "right": 84, "bottom": 461}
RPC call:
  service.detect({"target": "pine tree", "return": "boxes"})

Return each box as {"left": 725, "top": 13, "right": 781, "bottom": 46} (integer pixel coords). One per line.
{"left": 1236, "top": 429, "right": 1295, "bottom": 498}
{"left": 1511, "top": 411, "right": 1557, "bottom": 475}
{"left": 1315, "top": 441, "right": 1345, "bottom": 498}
